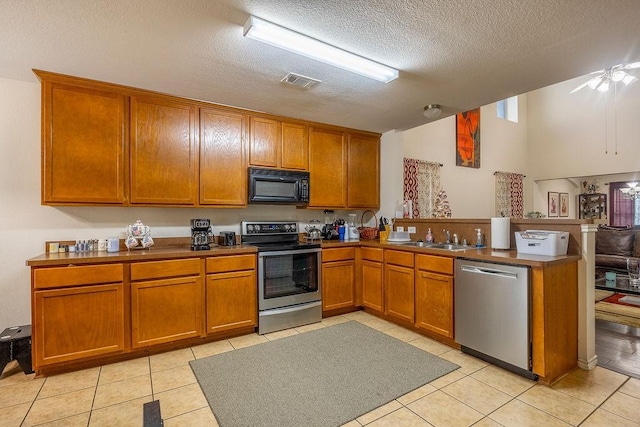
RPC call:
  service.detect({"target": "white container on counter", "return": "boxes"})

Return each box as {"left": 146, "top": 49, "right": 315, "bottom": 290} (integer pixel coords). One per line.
{"left": 515, "top": 230, "right": 569, "bottom": 256}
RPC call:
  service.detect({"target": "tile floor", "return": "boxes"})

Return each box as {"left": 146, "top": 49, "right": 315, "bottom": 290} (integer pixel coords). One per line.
{"left": 1, "top": 311, "right": 639, "bottom": 426}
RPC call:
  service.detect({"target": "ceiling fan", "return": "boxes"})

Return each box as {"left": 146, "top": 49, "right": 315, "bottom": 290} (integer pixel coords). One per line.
{"left": 570, "top": 62, "right": 640, "bottom": 93}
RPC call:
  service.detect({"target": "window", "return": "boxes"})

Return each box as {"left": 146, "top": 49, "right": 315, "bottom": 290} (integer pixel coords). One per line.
{"left": 610, "top": 182, "right": 640, "bottom": 226}
{"left": 497, "top": 96, "right": 518, "bottom": 123}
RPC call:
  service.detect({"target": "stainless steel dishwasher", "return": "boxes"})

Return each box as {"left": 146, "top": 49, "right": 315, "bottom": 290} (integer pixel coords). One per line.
{"left": 454, "top": 259, "right": 537, "bottom": 380}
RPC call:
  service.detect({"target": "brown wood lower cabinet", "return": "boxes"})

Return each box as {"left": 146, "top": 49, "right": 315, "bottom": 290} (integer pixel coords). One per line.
{"left": 33, "top": 283, "right": 125, "bottom": 367}
{"left": 32, "top": 264, "right": 125, "bottom": 368}
{"left": 384, "top": 250, "right": 415, "bottom": 324}
{"left": 206, "top": 255, "right": 257, "bottom": 334}
{"left": 322, "top": 247, "right": 355, "bottom": 312}
{"left": 131, "top": 258, "right": 203, "bottom": 348}
{"left": 414, "top": 254, "right": 454, "bottom": 339}
{"left": 360, "top": 247, "right": 384, "bottom": 313}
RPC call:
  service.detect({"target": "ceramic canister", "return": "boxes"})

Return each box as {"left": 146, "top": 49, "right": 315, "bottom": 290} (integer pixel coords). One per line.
{"left": 107, "top": 238, "right": 119, "bottom": 253}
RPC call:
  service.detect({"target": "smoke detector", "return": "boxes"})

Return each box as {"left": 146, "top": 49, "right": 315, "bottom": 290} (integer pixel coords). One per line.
{"left": 281, "top": 72, "right": 321, "bottom": 89}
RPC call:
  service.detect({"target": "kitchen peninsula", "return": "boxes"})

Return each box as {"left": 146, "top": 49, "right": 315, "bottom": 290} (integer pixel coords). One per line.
{"left": 28, "top": 223, "right": 581, "bottom": 384}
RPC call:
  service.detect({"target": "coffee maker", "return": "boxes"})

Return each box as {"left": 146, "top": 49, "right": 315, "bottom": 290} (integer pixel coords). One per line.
{"left": 191, "top": 218, "right": 213, "bottom": 251}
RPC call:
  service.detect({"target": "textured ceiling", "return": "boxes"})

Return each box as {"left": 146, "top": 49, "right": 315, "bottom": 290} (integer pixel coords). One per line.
{"left": 2, "top": 0, "right": 640, "bottom": 133}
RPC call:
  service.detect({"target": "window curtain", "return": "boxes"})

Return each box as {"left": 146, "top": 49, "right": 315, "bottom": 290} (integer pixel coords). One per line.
{"left": 495, "top": 171, "right": 525, "bottom": 218}
{"left": 403, "top": 158, "right": 441, "bottom": 218}
{"left": 610, "top": 182, "right": 636, "bottom": 226}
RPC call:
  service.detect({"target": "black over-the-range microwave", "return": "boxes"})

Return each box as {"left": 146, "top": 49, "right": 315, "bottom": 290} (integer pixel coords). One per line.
{"left": 248, "top": 167, "right": 310, "bottom": 204}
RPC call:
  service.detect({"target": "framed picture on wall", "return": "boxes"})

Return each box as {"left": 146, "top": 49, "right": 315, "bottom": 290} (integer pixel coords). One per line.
{"left": 548, "top": 192, "right": 559, "bottom": 217}
{"left": 455, "top": 108, "right": 480, "bottom": 168}
{"left": 559, "top": 193, "right": 569, "bottom": 217}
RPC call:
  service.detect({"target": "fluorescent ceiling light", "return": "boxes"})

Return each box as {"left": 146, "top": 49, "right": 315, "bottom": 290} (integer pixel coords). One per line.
{"left": 243, "top": 16, "right": 399, "bottom": 83}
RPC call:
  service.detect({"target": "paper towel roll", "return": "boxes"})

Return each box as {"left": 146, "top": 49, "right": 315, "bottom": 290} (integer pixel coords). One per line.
{"left": 491, "top": 217, "right": 510, "bottom": 249}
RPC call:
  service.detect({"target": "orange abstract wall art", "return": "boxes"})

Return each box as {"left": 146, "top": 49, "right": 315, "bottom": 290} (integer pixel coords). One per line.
{"left": 456, "top": 108, "right": 480, "bottom": 168}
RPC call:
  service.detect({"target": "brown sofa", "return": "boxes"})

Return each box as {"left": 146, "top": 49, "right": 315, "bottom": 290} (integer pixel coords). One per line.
{"left": 595, "top": 225, "right": 640, "bottom": 271}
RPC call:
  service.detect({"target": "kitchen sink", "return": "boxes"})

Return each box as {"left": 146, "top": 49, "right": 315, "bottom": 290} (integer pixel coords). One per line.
{"left": 397, "top": 242, "right": 471, "bottom": 251}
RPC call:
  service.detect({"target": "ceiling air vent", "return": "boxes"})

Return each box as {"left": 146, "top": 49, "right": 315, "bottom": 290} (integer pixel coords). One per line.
{"left": 281, "top": 72, "right": 321, "bottom": 89}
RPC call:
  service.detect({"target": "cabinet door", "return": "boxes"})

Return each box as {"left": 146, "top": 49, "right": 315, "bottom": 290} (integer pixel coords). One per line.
{"left": 199, "top": 108, "right": 247, "bottom": 206}
{"left": 33, "top": 283, "right": 125, "bottom": 367}
{"left": 131, "top": 276, "right": 203, "bottom": 348}
{"left": 322, "top": 260, "right": 355, "bottom": 311}
{"left": 309, "top": 127, "right": 347, "bottom": 208}
{"left": 130, "top": 96, "right": 197, "bottom": 205}
{"left": 384, "top": 264, "right": 414, "bottom": 324}
{"left": 415, "top": 270, "right": 454, "bottom": 338}
{"left": 347, "top": 133, "right": 380, "bottom": 208}
{"left": 249, "top": 116, "right": 280, "bottom": 168}
{"left": 42, "top": 81, "right": 127, "bottom": 204}
{"left": 361, "top": 260, "right": 384, "bottom": 313}
{"left": 281, "top": 122, "right": 308, "bottom": 170}
{"left": 206, "top": 270, "right": 257, "bottom": 334}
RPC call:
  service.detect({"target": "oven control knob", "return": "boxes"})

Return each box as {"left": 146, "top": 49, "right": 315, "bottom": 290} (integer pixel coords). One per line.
{"left": 290, "top": 224, "right": 297, "bottom": 231}
{"left": 247, "top": 225, "right": 254, "bottom": 233}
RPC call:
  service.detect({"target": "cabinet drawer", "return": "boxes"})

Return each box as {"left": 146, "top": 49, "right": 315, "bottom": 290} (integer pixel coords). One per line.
{"left": 131, "top": 258, "right": 200, "bottom": 281}
{"left": 415, "top": 254, "right": 453, "bottom": 275}
{"left": 384, "top": 250, "right": 414, "bottom": 268}
{"left": 206, "top": 254, "right": 256, "bottom": 274}
{"left": 360, "top": 247, "right": 383, "bottom": 262}
{"left": 34, "top": 264, "right": 123, "bottom": 289}
{"left": 322, "top": 247, "right": 355, "bottom": 262}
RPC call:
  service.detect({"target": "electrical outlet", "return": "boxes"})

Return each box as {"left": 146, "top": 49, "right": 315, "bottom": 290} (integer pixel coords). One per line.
{"left": 397, "top": 226, "right": 404, "bottom": 232}
{"left": 408, "top": 226, "right": 416, "bottom": 233}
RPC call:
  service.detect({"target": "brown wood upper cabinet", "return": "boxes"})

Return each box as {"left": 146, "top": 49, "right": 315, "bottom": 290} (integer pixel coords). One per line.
{"left": 308, "top": 127, "right": 347, "bottom": 208}
{"left": 308, "top": 127, "right": 380, "bottom": 209}
{"left": 348, "top": 132, "right": 380, "bottom": 209}
{"left": 130, "top": 95, "right": 198, "bottom": 205}
{"left": 38, "top": 74, "right": 128, "bottom": 205}
{"left": 199, "top": 108, "right": 248, "bottom": 206}
{"left": 36, "top": 70, "right": 380, "bottom": 208}
{"left": 249, "top": 116, "right": 308, "bottom": 171}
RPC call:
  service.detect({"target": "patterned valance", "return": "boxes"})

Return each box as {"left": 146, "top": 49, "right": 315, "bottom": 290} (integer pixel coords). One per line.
{"left": 403, "top": 158, "right": 442, "bottom": 218}
{"left": 495, "top": 171, "right": 525, "bottom": 218}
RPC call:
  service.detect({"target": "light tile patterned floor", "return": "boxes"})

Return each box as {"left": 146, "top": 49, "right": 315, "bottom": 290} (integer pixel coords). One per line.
{"left": 1, "top": 311, "right": 639, "bottom": 426}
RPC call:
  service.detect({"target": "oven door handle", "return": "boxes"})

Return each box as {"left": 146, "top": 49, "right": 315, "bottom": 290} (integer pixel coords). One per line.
{"left": 258, "top": 247, "right": 322, "bottom": 258}
{"left": 261, "top": 300, "right": 322, "bottom": 316}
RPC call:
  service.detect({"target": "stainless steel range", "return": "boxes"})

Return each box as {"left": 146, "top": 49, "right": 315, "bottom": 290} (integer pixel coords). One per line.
{"left": 241, "top": 221, "right": 322, "bottom": 335}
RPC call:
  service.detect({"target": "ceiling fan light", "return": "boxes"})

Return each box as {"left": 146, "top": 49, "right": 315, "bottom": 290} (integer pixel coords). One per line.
{"left": 622, "top": 75, "right": 636, "bottom": 85}
{"left": 587, "top": 76, "right": 602, "bottom": 89}
{"left": 423, "top": 104, "right": 442, "bottom": 119}
{"left": 620, "top": 188, "right": 630, "bottom": 194}
{"left": 611, "top": 70, "right": 626, "bottom": 82}
{"left": 597, "top": 80, "right": 609, "bottom": 92}
{"left": 627, "top": 182, "right": 639, "bottom": 188}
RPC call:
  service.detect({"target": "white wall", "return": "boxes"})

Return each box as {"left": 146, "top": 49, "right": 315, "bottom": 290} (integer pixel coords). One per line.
{"left": 399, "top": 98, "right": 530, "bottom": 218}
{"left": 0, "top": 77, "right": 363, "bottom": 328}
{"left": 528, "top": 75, "right": 640, "bottom": 179}
{"left": 379, "top": 130, "right": 403, "bottom": 220}
{"left": 535, "top": 172, "right": 640, "bottom": 221}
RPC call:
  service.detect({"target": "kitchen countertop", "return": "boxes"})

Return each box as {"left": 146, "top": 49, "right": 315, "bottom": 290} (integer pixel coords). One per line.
{"left": 27, "top": 238, "right": 580, "bottom": 268}
{"left": 323, "top": 239, "right": 580, "bottom": 268}
{"left": 26, "top": 245, "right": 258, "bottom": 267}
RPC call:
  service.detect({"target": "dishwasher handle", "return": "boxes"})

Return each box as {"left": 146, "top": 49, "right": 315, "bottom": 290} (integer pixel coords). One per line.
{"left": 460, "top": 264, "right": 520, "bottom": 279}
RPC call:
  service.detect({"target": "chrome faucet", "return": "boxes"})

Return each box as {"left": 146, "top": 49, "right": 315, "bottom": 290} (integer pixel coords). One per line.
{"left": 443, "top": 229, "right": 451, "bottom": 244}
{"left": 453, "top": 233, "right": 459, "bottom": 245}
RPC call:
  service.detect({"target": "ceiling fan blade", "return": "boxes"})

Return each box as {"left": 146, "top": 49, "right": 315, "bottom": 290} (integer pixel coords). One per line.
{"left": 588, "top": 69, "right": 605, "bottom": 74}
{"left": 570, "top": 81, "right": 590, "bottom": 93}
{"left": 623, "top": 61, "right": 640, "bottom": 69}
